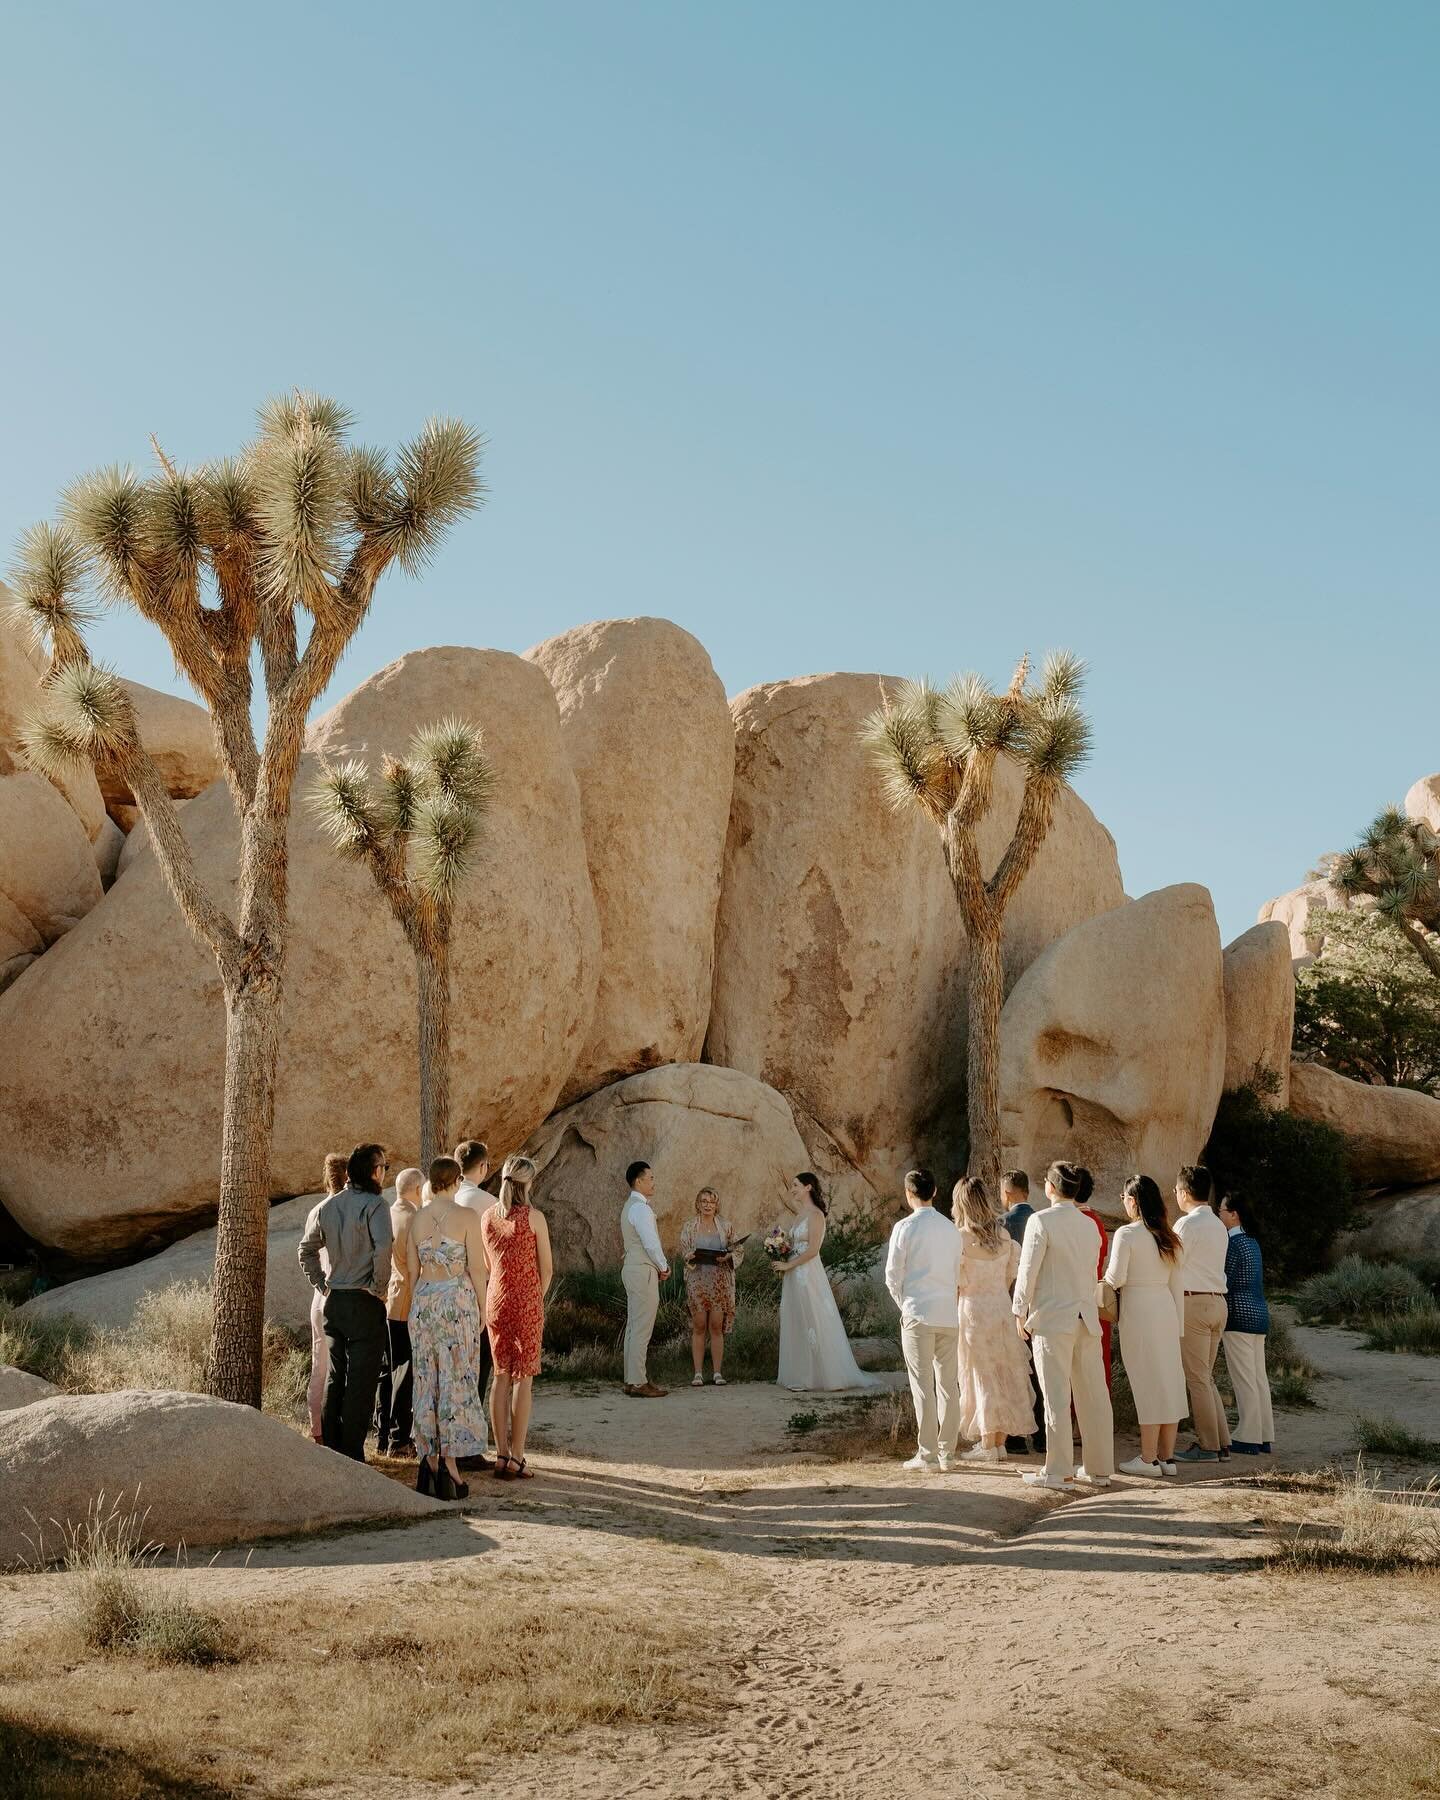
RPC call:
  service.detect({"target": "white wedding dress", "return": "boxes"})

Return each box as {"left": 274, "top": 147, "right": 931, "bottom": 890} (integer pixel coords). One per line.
{"left": 777, "top": 1214, "right": 883, "bottom": 1392}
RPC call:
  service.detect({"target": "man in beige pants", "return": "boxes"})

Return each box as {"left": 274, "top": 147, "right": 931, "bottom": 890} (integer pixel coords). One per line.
{"left": 884, "top": 1170, "right": 963, "bottom": 1471}
{"left": 1173, "top": 1164, "right": 1231, "bottom": 1463}
{"left": 621, "top": 1161, "right": 669, "bottom": 1398}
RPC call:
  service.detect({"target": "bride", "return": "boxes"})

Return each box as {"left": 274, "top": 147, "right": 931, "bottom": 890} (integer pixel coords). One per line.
{"left": 775, "top": 1173, "right": 882, "bottom": 1392}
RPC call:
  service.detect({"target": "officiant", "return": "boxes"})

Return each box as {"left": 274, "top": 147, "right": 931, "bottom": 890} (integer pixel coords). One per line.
{"left": 679, "top": 1187, "right": 745, "bottom": 1388}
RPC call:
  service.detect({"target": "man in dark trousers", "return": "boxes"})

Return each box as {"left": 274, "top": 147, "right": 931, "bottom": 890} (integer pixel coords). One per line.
{"left": 299, "top": 1142, "right": 393, "bottom": 1461}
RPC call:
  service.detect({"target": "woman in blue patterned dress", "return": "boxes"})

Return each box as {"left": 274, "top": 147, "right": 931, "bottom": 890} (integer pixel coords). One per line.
{"left": 405, "top": 1156, "right": 490, "bottom": 1499}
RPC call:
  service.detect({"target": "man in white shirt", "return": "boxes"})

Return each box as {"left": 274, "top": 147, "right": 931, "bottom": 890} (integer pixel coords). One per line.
{"left": 451, "top": 1139, "right": 497, "bottom": 1470}
{"left": 885, "top": 1169, "right": 963, "bottom": 1472}
{"left": 1172, "top": 1164, "right": 1232, "bottom": 1462}
{"left": 1012, "top": 1160, "right": 1114, "bottom": 1490}
{"left": 621, "top": 1161, "right": 669, "bottom": 1398}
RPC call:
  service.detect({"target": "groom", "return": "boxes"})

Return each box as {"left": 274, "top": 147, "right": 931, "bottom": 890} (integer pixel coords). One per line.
{"left": 885, "top": 1169, "right": 963, "bottom": 1472}
{"left": 621, "top": 1161, "right": 669, "bottom": 1398}
{"left": 1012, "top": 1160, "right": 1114, "bottom": 1490}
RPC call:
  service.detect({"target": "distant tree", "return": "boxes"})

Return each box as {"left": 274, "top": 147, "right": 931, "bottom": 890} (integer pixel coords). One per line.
{"left": 1294, "top": 909, "right": 1440, "bottom": 1095}
{"left": 1332, "top": 806, "right": 1440, "bottom": 981}
{"left": 7, "top": 394, "right": 483, "bottom": 1406}
{"left": 859, "top": 654, "right": 1090, "bottom": 1183}
{"left": 311, "top": 721, "right": 493, "bottom": 1164}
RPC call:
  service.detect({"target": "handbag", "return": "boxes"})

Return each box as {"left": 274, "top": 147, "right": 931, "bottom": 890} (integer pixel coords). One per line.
{"left": 1096, "top": 1278, "right": 1120, "bottom": 1324}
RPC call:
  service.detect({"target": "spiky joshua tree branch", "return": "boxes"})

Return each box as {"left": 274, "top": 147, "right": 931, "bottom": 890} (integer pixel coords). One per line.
{"left": 311, "top": 720, "right": 494, "bottom": 1165}
{"left": 1332, "top": 807, "right": 1440, "bottom": 982}
{"left": 7, "top": 393, "right": 484, "bottom": 1406}
{"left": 859, "top": 653, "right": 1092, "bottom": 1183}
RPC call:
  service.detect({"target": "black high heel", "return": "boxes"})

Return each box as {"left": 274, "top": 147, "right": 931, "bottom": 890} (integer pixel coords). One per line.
{"left": 416, "top": 1457, "right": 435, "bottom": 1496}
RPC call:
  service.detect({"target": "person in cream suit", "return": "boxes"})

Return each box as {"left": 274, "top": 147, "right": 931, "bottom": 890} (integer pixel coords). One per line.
{"left": 621, "top": 1160, "right": 670, "bottom": 1398}
{"left": 1012, "top": 1160, "right": 1115, "bottom": 1489}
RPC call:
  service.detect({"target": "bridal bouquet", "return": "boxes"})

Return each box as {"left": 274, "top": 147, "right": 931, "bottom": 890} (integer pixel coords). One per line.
{"left": 763, "top": 1225, "right": 793, "bottom": 1264}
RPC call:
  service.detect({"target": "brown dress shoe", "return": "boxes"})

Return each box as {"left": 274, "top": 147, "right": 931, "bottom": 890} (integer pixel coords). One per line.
{"left": 637, "top": 1382, "right": 668, "bottom": 1398}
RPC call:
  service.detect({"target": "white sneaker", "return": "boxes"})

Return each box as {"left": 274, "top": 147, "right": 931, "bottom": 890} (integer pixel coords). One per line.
{"left": 936, "top": 1454, "right": 952, "bottom": 1471}
{"left": 959, "top": 1445, "right": 1005, "bottom": 1463}
{"left": 1118, "top": 1456, "right": 1164, "bottom": 1480}
{"left": 1160, "top": 1461, "right": 1178, "bottom": 1477}
{"left": 1072, "top": 1467, "right": 1111, "bottom": 1488}
{"left": 691, "top": 1374, "right": 704, "bottom": 1387}
{"left": 902, "top": 1452, "right": 939, "bottom": 1473}
{"left": 1021, "top": 1470, "right": 1074, "bottom": 1489}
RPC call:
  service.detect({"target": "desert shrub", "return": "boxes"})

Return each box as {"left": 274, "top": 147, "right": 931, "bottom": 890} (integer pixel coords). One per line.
{"left": 1269, "top": 1459, "right": 1440, "bottom": 1573}
{"left": 1364, "top": 1305, "right": 1440, "bottom": 1356}
{"left": 800, "top": 1390, "right": 913, "bottom": 1461}
{"left": 0, "top": 1299, "right": 95, "bottom": 1386}
{"left": 1203, "top": 1080, "right": 1355, "bottom": 1279}
{"left": 1295, "top": 1256, "right": 1433, "bottom": 1325}
{"left": 1355, "top": 1413, "right": 1440, "bottom": 1461}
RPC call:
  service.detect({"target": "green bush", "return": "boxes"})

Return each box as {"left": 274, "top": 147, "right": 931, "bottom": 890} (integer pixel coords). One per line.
{"left": 1203, "top": 1081, "right": 1355, "bottom": 1279}
{"left": 1295, "top": 1256, "right": 1433, "bottom": 1325}
{"left": 1363, "top": 1306, "right": 1440, "bottom": 1357}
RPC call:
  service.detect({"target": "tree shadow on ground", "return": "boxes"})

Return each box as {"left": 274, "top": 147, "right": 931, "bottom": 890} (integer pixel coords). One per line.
{"left": 0, "top": 1713, "right": 239, "bottom": 1800}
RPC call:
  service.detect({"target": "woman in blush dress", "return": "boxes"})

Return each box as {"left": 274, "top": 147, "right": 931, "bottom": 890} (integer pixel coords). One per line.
{"left": 482, "top": 1155, "right": 552, "bottom": 1481}
{"left": 406, "top": 1157, "right": 490, "bottom": 1500}
{"left": 775, "top": 1174, "right": 881, "bottom": 1393}
{"left": 952, "top": 1177, "right": 1036, "bottom": 1463}
{"left": 1105, "top": 1174, "right": 1188, "bottom": 1479}
{"left": 306, "top": 1152, "right": 348, "bottom": 1443}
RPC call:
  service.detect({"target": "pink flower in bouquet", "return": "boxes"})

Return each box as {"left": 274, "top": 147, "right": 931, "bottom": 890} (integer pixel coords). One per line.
{"left": 764, "top": 1226, "right": 793, "bottom": 1263}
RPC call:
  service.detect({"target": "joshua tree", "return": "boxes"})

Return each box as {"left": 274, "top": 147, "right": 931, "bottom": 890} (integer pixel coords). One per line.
{"left": 1332, "top": 807, "right": 1440, "bottom": 981}
{"left": 310, "top": 721, "right": 493, "bottom": 1164}
{"left": 8, "top": 393, "right": 483, "bottom": 1406}
{"left": 860, "top": 654, "right": 1091, "bottom": 1183}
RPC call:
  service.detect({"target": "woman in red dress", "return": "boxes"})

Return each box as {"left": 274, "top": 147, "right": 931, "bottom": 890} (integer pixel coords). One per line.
{"left": 480, "top": 1154, "right": 552, "bottom": 1480}
{"left": 1075, "top": 1168, "right": 1112, "bottom": 1388}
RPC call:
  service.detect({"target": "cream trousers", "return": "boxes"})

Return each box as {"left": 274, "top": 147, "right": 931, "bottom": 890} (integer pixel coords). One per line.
{"left": 900, "top": 1320, "right": 961, "bottom": 1461}
{"left": 1033, "top": 1325, "right": 1114, "bottom": 1483}
{"left": 1182, "top": 1293, "right": 1231, "bottom": 1450}
{"left": 1223, "top": 1330, "right": 1274, "bottom": 1446}
{"left": 622, "top": 1261, "right": 660, "bottom": 1387}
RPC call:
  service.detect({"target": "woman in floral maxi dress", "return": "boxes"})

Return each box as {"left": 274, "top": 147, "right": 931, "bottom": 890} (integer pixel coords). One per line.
{"left": 405, "top": 1156, "right": 490, "bottom": 1500}
{"left": 953, "top": 1176, "right": 1038, "bottom": 1463}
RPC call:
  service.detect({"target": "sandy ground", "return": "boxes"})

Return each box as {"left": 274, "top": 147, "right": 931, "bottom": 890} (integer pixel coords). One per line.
{"left": 2, "top": 1321, "right": 1438, "bottom": 1798}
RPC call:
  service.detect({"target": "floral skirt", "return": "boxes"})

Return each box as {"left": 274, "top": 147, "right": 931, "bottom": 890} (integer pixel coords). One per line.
{"left": 410, "top": 1279, "right": 489, "bottom": 1457}
{"left": 684, "top": 1265, "right": 737, "bottom": 1333}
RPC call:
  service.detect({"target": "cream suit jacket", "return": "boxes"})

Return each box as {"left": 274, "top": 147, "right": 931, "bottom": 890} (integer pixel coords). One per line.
{"left": 1012, "top": 1200, "right": 1103, "bottom": 1338}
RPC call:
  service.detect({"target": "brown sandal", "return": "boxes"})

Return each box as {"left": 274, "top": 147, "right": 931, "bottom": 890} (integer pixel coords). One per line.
{"left": 512, "top": 1457, "right": 535, "bottom": 1479}
{"left": 492, "top": 1454, "right": 515, "bottom": 1480}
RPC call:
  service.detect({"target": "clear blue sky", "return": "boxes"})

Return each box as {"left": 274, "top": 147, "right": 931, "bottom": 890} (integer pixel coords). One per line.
{"left": 3, "top": 2, "right": 1435, "bottom": 942}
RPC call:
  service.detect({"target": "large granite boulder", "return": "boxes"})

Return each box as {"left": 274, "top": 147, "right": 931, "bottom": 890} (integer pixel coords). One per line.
{"left": 0, "top": 772, "right": 104, "bottom": 945}
{"left": 1221, "top": 921, "right": 1295, "bottom": 1104}
{"left": 1288, "top": 1061, "right": 1440, "bottom": 1188}
{"left": 0, "top": 1389, "right": 439, "bottom": 1567}
{"left": 521, "top": 1062, "right": 857, "bottom": 1270}
{"left": 705, "top": 674, "right": 1125, "bottom": 1192}
{"left": 0, "top": 1366, "right": 60, "bottom": 1412}
{"left": 1405, "top": 773, "right": 1440, "bottom": 834}
{"left": 525, "top": 618, "right": 733, "bottom": 1103}
{"left": 19, "top": 1194, "right": 323, "bottom": 1336}
{"left": 0, "top": 647, "right": 600, "bottom": 1254}
{"left": 0, "top": 890, "right": 42, "bottom": 996}
{"left": 98, "top": 677, "right": 220, "bottom": 815}
{"left": 0, "top": 598, "right": 108, "bottom": 848}
{"left": 998, "top": 884, "right": 1227, "bottom": 1216}
{"left": 1339, "top": 1182, "right": 1440, "bottom": 1265}
{"left": 1258, "top": 879, "right": 1348, "bottom": 966}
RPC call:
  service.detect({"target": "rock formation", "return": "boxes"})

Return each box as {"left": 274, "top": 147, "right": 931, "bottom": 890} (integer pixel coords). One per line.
{"left": 1258, "top": 877, "right": 1348, "bottom": 966}
{"left": 1405, "top": 773, "right": 1440, "bottom": 834}
{"left": 525, "top": 618, "right": 733, "bottom": 1102}
{"left": 1288, "top": 1060, "right": 1440, "bottom": 1189}
{"left": 1221, "top": 921, "right": 1295, "bottom": 1104}
{"left": 0, "top": 771, "right": 104, "bottom": 947}
{"left": 706, "top": 674, "right": 1125, "bottom": 1191}
{"left": 1340, "top": 1180, "right": 1440, "bottom": 1266}
{"left": 19, "top": 1194, "right": 322, "bottom": 1336}
{"left": 998, "top": 884, "right": 1227, "bottom": 1215}
{"left": 0, "top": 648, "right": 600, "bottom": 1253}
{"left": 521, "top": 1062, "right": 847, "bottom": 1269}
{"left": 0, "top": 1367, "right": 60, "bottom": 1412}
{"left": 0, "top": 1390, "right": 439, "bottom": 1567}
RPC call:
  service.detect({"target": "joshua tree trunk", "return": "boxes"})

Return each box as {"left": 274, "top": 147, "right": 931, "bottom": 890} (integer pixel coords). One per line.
{"left": 965, "top": 923, "right": 1005, "bottom": 1186}
{"left": 416, "top": 933, "right": 452, "bottom": 1168}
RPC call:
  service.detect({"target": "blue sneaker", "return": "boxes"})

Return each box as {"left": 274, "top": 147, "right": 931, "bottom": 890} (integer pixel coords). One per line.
{"left": 1260, "top": 1442, "right": 1273, "bottom": 1454}
{"left": 1174, "top": 1444, "right": 1219, "bottom": 1463}
{"left": 1230, "top": 1441, "right": 1263, "bottom": 1454}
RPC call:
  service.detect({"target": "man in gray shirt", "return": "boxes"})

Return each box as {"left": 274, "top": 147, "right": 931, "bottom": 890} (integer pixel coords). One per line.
{"left": 298, "top": 1142, "right": 393, "bottom": 1461}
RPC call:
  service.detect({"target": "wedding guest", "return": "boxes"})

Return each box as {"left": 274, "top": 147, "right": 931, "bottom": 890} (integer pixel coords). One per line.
{"left": 1105, "top": 1175, "right": 1188, "bottom": 1478}
{"left": 1001, "top": 1169, "right": 1046, "bottom": 1456}
{"left": 376, "top": 1166, "right": 422, "bottom": 1458}
{"left": 953, "top": 1177, "right": 1037, "bottom": 1463}
{"left": 305, "top": 1152, "right": 348, "bottom": 1444}
{"left": 885, "top": 1170, "right": 963, "bottom": 1471}
{"left": 1173, "top": 1164, "right": 1232, "bottom": 1463}
{"left": 1220, "top": 1192, "right": 1273, "bottom": 1455}
{"left": 678, "top": 1187, "right": 743, "bottom": 1387}
{"left": 453, "top": 1138, "right": 496, "bottom": 1472}
{"left": 482, "top": 1154, "right": 552, "bottom": 1479}
{"left": 299, "top": 1143, "right": 393, "bottom": 1462}
{"left": 621, "top": 1161, "right": 670, "bottom": 1399}
{"left": 406, "top": 1156, "right": 489, "bottom": 1500}
{"left": 1075, "top": 1168, "right": 1113, "bottom": 1389}
{"left": 1001, "top": 1170, "right": 1034, "bottom": 1244}
{"left": 1012, "top": 1161, "right": 1114, "bottom": 1490}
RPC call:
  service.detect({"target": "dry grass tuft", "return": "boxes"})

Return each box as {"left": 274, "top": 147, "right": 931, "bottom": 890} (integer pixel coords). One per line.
{"left": 790, "top": 1390, "right": 914, "bottom": 1461}
{"left": 1266, "top": 1458, "right": 1440, "bottom": 1575}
